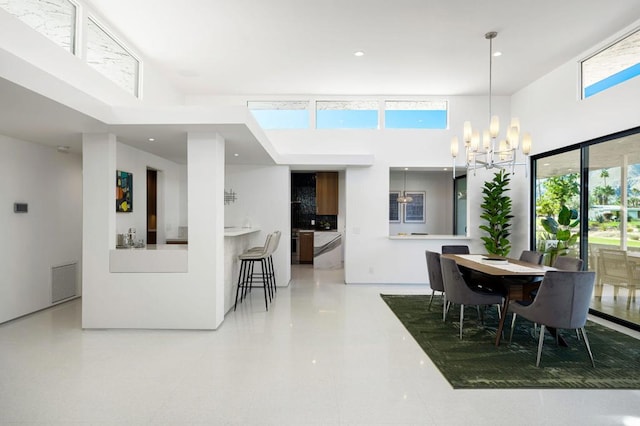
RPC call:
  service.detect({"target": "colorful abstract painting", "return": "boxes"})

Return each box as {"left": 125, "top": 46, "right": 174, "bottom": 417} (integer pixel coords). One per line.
{"left": 116, "top": 170, "right": 133, "bottom": 212}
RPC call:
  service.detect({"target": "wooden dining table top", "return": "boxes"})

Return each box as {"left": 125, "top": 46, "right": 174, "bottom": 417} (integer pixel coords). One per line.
{"left": 441, "top": 253, "right": 556, "bottom": 276}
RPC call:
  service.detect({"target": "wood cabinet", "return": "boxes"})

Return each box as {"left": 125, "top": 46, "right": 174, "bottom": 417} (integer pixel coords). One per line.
{"left": 299, "top": 231, "right": 314, "bottom": 264}
{"left": 316, "top": 172, "right": 338, "bottom": 215}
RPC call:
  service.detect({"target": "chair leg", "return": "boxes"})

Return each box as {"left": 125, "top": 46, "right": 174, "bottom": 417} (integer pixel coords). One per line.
{"left": 261, "top": 259, "right": 269, "bottom": 311}
{"left": 459, "top": 304, "right": 464, "bottom": 340}
{"left": 443, "top": 299, "right": 449, "bottom": 322}
{"left": 580, "top": 327, "right": 596, "bottom": 368}
{"left": 536, "top": 325, "right": 546, "bottom": 367}
{"left": 428, "top": 290, "right": 435, "bottom": 310}
{"left": 234, "top": 260, "right": 246, "bottom": 311}
{"left": 269, "top": 256, "right": 277, "bottom": 293}
{"left": 509, "top": 313, "right": 517, "bottom": 344}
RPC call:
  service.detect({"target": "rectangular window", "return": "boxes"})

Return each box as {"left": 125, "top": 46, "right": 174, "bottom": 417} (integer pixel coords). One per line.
{"left": 582, "top": 28, "right": 640, "bottom": 98}
{"left": 0, "top": 0, "right": 76, "bottom": 53}
{"left": 248, "top": 101, "right": 309, "bottom": 129}
{"left": 384, "top": 101, "right": 448, "bottom": 129}
{"left": 86, "top": 17, "right": 140, "bottom": 97}
{"left": 316, "top": 101, "right": 379, "bottom": 129}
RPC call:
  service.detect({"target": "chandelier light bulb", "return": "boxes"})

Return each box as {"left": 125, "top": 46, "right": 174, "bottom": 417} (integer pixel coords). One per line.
{"left": 489, "top": 115, "right": 500, "bottom": 138}
{"left": 482, "top": 130, "right": 491, "bottom": 152}
{"left": 463, "top": 121, "right": 473, "bottom": 144}
{"left": 522, "top": 133, "right": 532, "bottom": 155}
{"left": 450, "top": 136, "right": 459, "bottom": 158}
{"left": 471, "top": 130, "right": 480, "bottom": 152}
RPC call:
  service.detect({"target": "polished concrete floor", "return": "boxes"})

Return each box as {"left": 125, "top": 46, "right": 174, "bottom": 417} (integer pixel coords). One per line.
{"left": 1, "top": 265, "right": 640, "bottom": 425}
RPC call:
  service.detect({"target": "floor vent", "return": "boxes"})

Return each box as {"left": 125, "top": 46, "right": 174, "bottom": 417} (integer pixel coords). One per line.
{"left": 52, "top": 263, "right": 77, "bottom": 303}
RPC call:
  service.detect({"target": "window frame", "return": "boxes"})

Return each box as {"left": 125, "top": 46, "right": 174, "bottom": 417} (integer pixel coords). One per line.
{"left": 85, "top": 15, "right": 142, "bottom": 98}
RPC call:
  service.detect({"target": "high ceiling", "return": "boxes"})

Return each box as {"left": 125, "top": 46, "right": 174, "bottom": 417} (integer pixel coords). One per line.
{"left": 2, "top": 1, "right": 640, "bottom": 165}
{"left": 85, "top": 0, "right": 640, "bottom": 97}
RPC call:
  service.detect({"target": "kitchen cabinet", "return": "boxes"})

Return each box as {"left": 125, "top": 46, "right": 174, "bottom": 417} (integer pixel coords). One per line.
{"left": 316, "top": 172, "right": 338, "bottom": 215}
{"left": 299, "top": 231, "right": 314, "bottom": 264}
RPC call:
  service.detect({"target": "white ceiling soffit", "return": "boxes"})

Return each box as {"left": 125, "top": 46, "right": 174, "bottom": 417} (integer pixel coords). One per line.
{"left": 84, "top": 0, "right": 640, "bottom": 96}
{"left": 0, "top": 76, "right": 275, "bottom": 165}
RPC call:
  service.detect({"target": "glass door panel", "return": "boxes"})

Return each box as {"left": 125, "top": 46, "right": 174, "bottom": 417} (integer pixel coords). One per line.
{"left": 534, "top": 150, "right": 581, "bottom": 266}
{"left": 587, "top": 135, "right": 640, "bottom": 325}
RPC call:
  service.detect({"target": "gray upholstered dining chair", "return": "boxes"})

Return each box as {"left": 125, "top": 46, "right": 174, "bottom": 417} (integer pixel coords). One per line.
{"left": 425, "top": 250, "right": 446, "bottom": 318}
{"left": 509, "top": 271, "right": 596, "bottom": 367}
{"left": 441, "top": 245, "right": 470, "bottom": 255}
{"left": 552, "top": 256, "right": 583, "bottom": 271}
{"left": 519, "top": 250, "right": 544, "bottom": 265}
{"left": 440, "top": 257, "right": 503, "bottom": 339}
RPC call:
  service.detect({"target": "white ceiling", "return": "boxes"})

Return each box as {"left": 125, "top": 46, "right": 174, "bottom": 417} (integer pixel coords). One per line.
{"left": 3, "top": 1, "right": 640, "bottom": 165}
{"left": 85, "top": 0, "right": 640, "bottom": 97}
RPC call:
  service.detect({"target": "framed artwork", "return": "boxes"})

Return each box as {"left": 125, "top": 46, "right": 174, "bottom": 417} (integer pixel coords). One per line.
{"left": 403, "top": 191, "right": 425, "bottom": 223}
{"left": 389, "top": 191, "right": 400, "bottom": 223}
{"left": 116, "top": 170, "right": 133, "bottom": 212}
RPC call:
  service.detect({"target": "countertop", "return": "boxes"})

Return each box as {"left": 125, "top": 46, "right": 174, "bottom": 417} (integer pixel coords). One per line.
{"left": 224, "top": 227, "right": 261, "bottom": 237}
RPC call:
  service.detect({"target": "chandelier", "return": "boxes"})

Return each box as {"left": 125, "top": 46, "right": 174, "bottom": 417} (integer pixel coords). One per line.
{"left": 396, "top": 168, "right": 413, "bottom": 204}
{"left": 451, "top": 31, "right": 532, "bottom": 177}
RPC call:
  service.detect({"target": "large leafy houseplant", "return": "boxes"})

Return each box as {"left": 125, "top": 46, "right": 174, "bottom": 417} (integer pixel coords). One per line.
{"left": 479, "top": 170, "right": 513, "bottom": 256}
{"left": 540, "top": 205, "right": 580, "bottom": 265}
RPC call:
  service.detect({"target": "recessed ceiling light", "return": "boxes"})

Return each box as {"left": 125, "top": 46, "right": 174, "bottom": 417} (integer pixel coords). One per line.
{"left": 234, "top": 153, "right": 239, "bottom": 157}
{"left": 148, "top": 137, "right": 155, "bottom": 142}
{"left": 493, "top": 51, "right": 502, "bottom": 57}
{"left": 404, "top": 167, "right": 409, "bottom": 171}
{"left": 444, "top": 168, "right": 448, "bottom": 171}
{"left": 354, "top": 51, "right": 364, "bottom": 57}
{"left": 543, "top": 163, "right": 550, "bottom": 166}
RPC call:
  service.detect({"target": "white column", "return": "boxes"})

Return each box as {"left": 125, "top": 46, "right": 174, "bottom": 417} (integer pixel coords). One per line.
{"left": 188, "top": 132, "right": 225, "bottom": 327}
{"left": 81, "top": 133, "right": 117, "bottom": 327}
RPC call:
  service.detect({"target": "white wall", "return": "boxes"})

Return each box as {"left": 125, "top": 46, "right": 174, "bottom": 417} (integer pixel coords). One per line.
{"left": 389, "top": 170, "right": 454, "bottom": 236}
{"left": 115, "top": 142, "right": 186, "bottom": 242}
{"left": 0, "top": 135, "right": 82, "bottom": 323}
{"left": 224, "top": 164, "right": 292, "bottom": 287}
{"left": 82, "top": 132, "right": 225, "bottom": 329}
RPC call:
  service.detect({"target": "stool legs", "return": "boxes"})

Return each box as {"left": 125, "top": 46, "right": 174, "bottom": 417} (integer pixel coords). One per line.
{"left": 234, "top": 258, "right": 273, "bottom": 312}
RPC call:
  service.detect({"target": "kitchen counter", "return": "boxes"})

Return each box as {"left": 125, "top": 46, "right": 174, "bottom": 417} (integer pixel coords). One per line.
{"left": 388, "top": 234, "right": 471, "bottom": 240}
{"left": 224, "top": 227, "right": 261, "bottom": 237}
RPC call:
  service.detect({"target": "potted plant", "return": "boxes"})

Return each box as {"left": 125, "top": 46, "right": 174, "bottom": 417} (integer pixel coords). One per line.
{"left": 479, "top": 170, "right": 513, "bottom": 257}
{"left": 540, "top": 205, "right": 580, "bottom": 265}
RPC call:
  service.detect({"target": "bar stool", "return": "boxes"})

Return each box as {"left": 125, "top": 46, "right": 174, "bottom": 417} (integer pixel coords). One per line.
{"left": 234, "top": 232, "right": 279, "bottom": 311}
{"left": 247, "top": 231, "right": 281, "bottom": 296}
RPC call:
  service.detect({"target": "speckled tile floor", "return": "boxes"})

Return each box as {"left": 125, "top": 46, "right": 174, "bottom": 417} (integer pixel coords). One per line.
{"left": 1, "top": 265, "right": 640, "bottom": 425}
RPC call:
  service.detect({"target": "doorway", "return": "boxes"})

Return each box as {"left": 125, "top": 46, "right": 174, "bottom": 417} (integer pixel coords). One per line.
{"left": 147, "top": 168, "right": 157, "bottom": 244}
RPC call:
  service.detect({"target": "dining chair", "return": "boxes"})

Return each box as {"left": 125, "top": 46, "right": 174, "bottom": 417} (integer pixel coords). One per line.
{"left": 519, "top": 250, "right": 544, "bottom": 265}
{"left": 440, "top": 257, "right": 503, "bottom": 339}
{"left": 425, "top": 250, "right": 446, "bottom": 318}
{"left": 598, "top": 248, "right": 638, "bottom": 309}
{"left": 553, "top": 256, "right": 583, "bottom": 271}
{"left": 509, "top": 271, "right": 596, "bottom": 367}
{"left": 441, "top": 245, "right": 470, "bottom": 255}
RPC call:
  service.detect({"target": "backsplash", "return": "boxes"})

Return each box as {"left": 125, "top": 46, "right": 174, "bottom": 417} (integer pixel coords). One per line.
{"left": 291, "top": 173, "right": 337, "bottom": 230}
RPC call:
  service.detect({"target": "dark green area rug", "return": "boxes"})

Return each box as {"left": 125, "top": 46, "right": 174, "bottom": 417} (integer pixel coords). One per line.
{"left": 381, "top": 294, "right": 640, "bottom": 389}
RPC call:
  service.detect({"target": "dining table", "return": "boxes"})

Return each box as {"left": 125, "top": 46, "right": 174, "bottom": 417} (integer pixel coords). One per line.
{"left": 442, "top": 253, "right": 556, "bottom": 346}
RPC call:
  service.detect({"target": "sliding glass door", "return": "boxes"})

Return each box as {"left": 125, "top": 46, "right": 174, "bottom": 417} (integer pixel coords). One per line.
{"left": 587, "top": 135, "right": 640, "bottom": 325}
{"left": 532, "top": 127, "right": 640, "bottom": 328}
